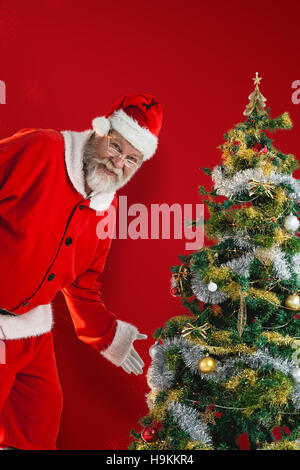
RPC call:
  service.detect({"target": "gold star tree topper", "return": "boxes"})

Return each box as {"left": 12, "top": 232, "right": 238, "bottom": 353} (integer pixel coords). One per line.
{"left": 243, "top": 72, "right": 268, "bottom": 117}
{"left": 253, "top": 72, "right": 262, "bottom": 86}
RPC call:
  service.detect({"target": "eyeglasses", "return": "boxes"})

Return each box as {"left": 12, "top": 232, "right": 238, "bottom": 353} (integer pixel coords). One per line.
{"left": 105, "top": 135, "right": 140, "bottom": 169}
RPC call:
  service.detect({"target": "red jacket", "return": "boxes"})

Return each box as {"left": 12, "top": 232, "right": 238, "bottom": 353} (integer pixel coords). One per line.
{"left": 0, "top": 127, "right": 120, "bottom": 352}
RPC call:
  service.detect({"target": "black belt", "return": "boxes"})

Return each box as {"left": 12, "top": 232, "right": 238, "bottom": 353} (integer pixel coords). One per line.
{"left": 0, "top": 308, "right": 17, "bottom": 316}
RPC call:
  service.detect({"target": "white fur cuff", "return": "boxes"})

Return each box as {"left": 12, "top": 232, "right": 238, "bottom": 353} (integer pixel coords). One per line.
{"left": 100, "top": 319, "right": 139, "bottom": 367}
{"left": 0, "top": 304, "right": 53, "bottom": 340}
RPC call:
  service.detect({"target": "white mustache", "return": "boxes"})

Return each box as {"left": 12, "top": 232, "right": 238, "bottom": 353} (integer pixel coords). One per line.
{"left": 92, "top": 157, "right": 122, "bottom": 177}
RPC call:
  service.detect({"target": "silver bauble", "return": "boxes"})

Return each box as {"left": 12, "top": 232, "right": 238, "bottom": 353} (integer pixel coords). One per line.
{"left": 284, "top": 214, "right": 299, "bottom": 233}
{"left": 292, "top": 340, "right": 300, "bottom": 367}
{"left": 149, "top": 341, "right": 159, "bottom": 359}
{"left": 207, "top": 281, "right": 218, "bottom": 292}
{"left": 292, "top": 367, "right": 300, "bottom": 384}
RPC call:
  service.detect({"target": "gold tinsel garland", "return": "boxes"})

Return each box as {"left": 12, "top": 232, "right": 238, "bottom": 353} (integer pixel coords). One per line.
{"left": 185, "top": 334, "right": 256, "bottom": 356}
{"left": 261, "top": 331, "right": 296, "bottom": 346}
{"left": 260, "top": 440, "right": 300, "bottom": 451}
{"left": 147, "top": 388, "right": 185, "bottom": 423}
{"left": 221, "top": 369, "right": 258, "bottom": 391}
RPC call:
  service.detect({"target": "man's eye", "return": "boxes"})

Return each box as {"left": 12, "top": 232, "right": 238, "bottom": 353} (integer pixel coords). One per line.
{"left": 127, "top": 156, "right": 137, "bottom": 163}
{"left": 112, "top": 143, "right": 121, "bottom": 151}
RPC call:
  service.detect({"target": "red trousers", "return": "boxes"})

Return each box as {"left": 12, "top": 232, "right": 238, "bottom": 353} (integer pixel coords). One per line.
{"left": 0, "top": 332, "right": 63, "bottom": 450}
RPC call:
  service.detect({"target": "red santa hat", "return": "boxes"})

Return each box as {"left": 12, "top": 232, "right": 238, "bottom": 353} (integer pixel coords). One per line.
{"left": 92, "top": 93, "right": 163, "bottom": 161}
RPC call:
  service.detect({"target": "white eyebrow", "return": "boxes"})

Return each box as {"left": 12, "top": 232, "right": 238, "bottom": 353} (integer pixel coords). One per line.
{"left": 110, "top": 134, "right": 142, "bottom": 159}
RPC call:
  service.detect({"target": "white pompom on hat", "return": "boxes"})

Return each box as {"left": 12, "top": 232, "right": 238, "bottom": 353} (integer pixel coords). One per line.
{"left": 92, "top": 93, "right": 163, "bottom": 160}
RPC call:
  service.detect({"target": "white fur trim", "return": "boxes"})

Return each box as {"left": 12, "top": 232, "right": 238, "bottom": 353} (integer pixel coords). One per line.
{"left": 61, "top": 130, "right": 116, "bottom": 211}
{"left": 92, "top": 116, "right": 111, "bottom": 136}
{"left": 100, "top": 319, "right": 139, "bottom": 367}
{"left": 0, "top": 304, "right": 53, "bottom": 340}
{"left": 89, "top": 190, "right": 116, "bottom": 211}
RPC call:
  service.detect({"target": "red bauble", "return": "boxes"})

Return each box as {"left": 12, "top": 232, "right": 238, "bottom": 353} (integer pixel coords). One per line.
{"left": 252, "top": 143, "right": 263, "bottom": 152}
{"left": 170, "top": 287, "right": 178, "bottom": 296}
{"left": 271, "top": 425, "right": 291, "bottom": 442}
{"left": 271, "top": 426, "right": 282, "bottom": 441}
{"left": 141, "top": 425, "right": 158, "bottom": 443}
{"left": 236, "top": 432, "right": 250, "bottom": 450}
{"left": 252, "top": 143, "right": 268, "bottom": 154}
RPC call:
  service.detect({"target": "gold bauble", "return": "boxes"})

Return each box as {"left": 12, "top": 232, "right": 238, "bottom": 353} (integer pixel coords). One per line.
{"left": 285, "top": 294, "right": 300, "bottom": 311}
{"left": 198, "top": 356, "right": 216, "bottom": 374}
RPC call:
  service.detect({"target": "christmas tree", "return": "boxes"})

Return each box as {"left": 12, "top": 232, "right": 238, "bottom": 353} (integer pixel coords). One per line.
{"left": 129, "top": 74, "right": 300, "bottom": 451}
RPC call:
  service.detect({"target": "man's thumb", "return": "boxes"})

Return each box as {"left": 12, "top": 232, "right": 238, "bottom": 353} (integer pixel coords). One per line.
{"left": 135, "top": 333, "right": 148, "bottom": 340}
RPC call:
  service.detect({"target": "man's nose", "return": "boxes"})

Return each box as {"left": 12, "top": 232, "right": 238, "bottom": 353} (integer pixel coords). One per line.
{"left": 111, "top": 156, "right": 125, "bottom": 169}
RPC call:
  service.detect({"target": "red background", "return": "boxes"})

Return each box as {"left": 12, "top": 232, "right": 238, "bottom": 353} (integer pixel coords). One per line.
{"left": 0, "top": 0, "right": 300, "bottom": 450}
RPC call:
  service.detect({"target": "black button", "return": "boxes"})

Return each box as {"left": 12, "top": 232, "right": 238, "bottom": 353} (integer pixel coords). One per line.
{"left": 79, "top": 205, "right": 84, "bottom": 210}
{"left": 65, "top": 237, "right": 73, "bottom": 246}
{"left": 48, "top": 273, "right": 55, "bottom": 281}
{"left": 23, "top": 302, "right": 30, "bottom": 307}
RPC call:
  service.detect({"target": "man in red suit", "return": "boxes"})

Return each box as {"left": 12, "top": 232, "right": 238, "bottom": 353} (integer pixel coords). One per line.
{"left": 0, "top": 93, "right": 163, "bottom": 450}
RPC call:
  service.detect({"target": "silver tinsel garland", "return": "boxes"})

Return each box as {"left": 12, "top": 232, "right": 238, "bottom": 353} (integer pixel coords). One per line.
{"left": 271, "top": 173, "right": 300, "bottom": 203}
{"left": 218, "top": 235, "right": 299, "bottom": 281}
{"left": 228, "top": 246, "right": 299, "bottom": 282}
{"left": 167, "top": 401, "right": 213, "bottom": 446}
{"left": 219, "top": 233, "right": 255, "bottom": 250}
{"left": 272, "top": 248, "right": 292, "bottom": 281}
{"left": 291, "top": 386, "right": 300, "bottom": 409}
{"left": 292, "top": 253, "right": 300, "bottom": 278}
{"left": 190, "top": 273, "right": 228, "bottom": 304}
{"left": 146, "top": 337, "right": 185, "bottom": 392}
{"left": 242, "top": 348, "right": 298, "bottom": 377}
{"left": 191, "top": 242, "right": 299, "bottom": 300}
{"left": 221, "top": 252, "right": 254, "bottom": 278}
{"left": 221, "top": 247, "right": 293, "bottom": 281}
{"left": 212, "top": 166, "right": 300, "bottom": 203}
{"left": 147, "top": 337, "right": 300, "bottom": 409}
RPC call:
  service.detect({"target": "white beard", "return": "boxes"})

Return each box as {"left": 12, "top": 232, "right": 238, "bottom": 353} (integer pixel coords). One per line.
{"left": 83, "top": 135, "right": 139, "bottom": 194}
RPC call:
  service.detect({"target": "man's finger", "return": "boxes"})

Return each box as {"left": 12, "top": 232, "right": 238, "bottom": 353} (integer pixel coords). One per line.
{"left": 121, "top": 362, "right": 132, "bottom": 374}
{"left": 128, "top": 356, "right": 143, "bottom": 374}
{"left": 130, "top": 347, "right": 144, "bottom": 367}
{"left": 124, "top": 357, "right": 140, "bottom": 375}
{"left": 128, "top": 360, "right": 140, "bottom": 375}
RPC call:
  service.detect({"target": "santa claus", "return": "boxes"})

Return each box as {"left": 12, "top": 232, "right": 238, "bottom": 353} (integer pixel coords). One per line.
{"left": 0, "top": 93, "right": 163, "bottom": 450}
